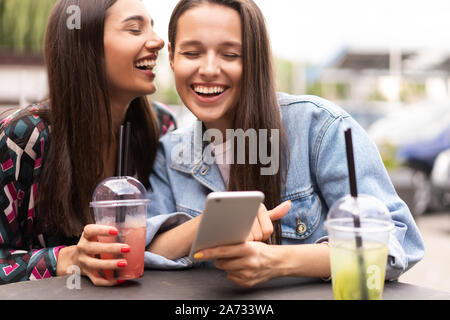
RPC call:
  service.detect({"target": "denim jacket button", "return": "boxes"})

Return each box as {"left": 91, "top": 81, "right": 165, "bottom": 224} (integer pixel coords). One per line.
{"left": 296, "top": 218, "right": 307, "bottom": 235}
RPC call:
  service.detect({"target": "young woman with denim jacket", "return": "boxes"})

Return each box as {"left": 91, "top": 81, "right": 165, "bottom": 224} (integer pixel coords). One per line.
{"left": 144, "top": 0, "right": 425, "bottom": 287}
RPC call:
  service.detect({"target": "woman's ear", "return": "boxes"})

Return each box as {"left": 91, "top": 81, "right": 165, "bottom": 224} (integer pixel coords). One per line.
{"left": 168, "top": 42, "right": 174, "bottom": 70}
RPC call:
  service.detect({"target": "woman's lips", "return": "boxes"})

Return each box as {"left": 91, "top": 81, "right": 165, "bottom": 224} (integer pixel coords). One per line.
{"left": 136, "top": 68, "right": 155, "bottom": 80}
{"left": 191, "top": 86, "right": 228, "bottom": 104}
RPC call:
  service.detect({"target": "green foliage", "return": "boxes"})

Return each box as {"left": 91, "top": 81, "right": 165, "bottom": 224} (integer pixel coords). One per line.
{"left": 378, "top": 141, "right": 400, "bottom": 170}
{"left": 306, "top": 82, "right": 324, "bottom": 97}
{"left": 335, "top": 82, "right": 350, "bottom": 100}
{"left": 153, "top": 85, "right": 182, "bottom": 105}
{"left": 400, "top": 82, "right": 426, "bottom": 103}
{"left": 274, "top": 58, "right": 294, "bottom": 93}
{"left": 0, "top": 0, "right": 56, "bottom": 53}
{"left": 368, "top": 88, "right": 388, "bottom": 102}
{"left": 306, "top": 82, "right": 349, "bottom": 100}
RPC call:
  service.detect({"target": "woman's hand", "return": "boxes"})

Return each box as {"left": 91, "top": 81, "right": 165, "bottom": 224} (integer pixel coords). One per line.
{"left": 56, "top": 224, "right": 131, "bottom": 286}
{"left": 247, "top": 200, "right": 291, "bottom": 242}
{"left": 194, "top": 241, "right": 279, "bottom": 287}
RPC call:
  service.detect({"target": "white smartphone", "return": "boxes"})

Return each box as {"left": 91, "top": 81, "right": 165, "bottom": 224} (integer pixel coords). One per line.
{"left": 189, "top": 191, "right": 265, "bottom": 260}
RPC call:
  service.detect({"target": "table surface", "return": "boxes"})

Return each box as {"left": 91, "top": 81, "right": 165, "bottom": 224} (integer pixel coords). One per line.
{"left": 0, "top": 268, "right": 449, "bottom": 300}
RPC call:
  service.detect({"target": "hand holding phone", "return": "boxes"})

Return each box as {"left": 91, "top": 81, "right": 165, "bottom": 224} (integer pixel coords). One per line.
{"left": 189, "top": 191, "right": 265, "bottom": 260}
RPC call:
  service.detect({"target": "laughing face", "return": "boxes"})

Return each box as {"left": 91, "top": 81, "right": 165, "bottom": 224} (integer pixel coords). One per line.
{"left": 169, "top": 3, "right": 243, "bottom": 133}
{"left": 104, "top": 0, "right": 164, "bottom": 105}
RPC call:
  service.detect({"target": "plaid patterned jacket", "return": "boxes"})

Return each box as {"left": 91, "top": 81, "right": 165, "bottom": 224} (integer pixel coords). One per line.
{"left": 0, "top": 101, "right": 176, "bottom": 284}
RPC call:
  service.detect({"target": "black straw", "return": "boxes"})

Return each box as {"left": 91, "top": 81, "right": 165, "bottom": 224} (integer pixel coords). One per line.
{"left": 114, "top": 125, "right": 126, "bottom": 279}
{"left": 117, "top": 125, "right": 124, "bottom": 177}
{"left": 116, "top": 125, "right": 126, "bottom": 224}
{"left": 344, "top": 128, "right": 368, "bottom": 300}
{"left": 123, "top": 122, "right": 131, "bottom": 176}
{"left": 345, "top": 129, "right": 358, "bottom": 198}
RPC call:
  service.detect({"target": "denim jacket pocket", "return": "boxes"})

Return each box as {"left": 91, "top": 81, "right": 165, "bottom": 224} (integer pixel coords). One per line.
{"left": 281, "top": 187, "right": 322, "bottom": 240}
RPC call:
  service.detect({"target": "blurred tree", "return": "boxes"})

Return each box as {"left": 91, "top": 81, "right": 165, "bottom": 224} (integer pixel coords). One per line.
{"left": 335, "top": 82, "right": 350, "bottom": 100}
{"left": 400, "top": 81, "right": 426, "bottom": 103}
{"left": 306, "top": 82, "right": 324, "bottom": 97}
{"left": 0, "top": 0, "right": 55, "bottom": 53}
{"left": 368, "top": 88, "right": 388, "bottom": 102}
{"left": 274, "top": 57, "right": 294, "bottom": 93}
{"left": 378, "top": 140, "right": 400, "bottom": 170}
{"left": 152, "top": 85, "right": 183, "bottom": 105}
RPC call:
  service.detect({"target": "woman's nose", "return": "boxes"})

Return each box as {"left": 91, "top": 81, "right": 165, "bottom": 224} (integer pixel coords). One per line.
{"left": 199, "top": 53, "right": 220, "bottom": 79}
{"left": 145, "top": 32, "right": 165, "bottom": 52}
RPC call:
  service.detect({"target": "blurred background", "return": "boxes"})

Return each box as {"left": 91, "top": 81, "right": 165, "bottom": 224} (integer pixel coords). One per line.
{"left": 0, "top": 0, "right": 449, "bottom": 293}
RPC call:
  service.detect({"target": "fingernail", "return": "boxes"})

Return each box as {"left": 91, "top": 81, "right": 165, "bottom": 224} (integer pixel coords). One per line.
{"left": 109, "top": 229, "right": 118, "bottom": 236}
{"left": 194, "top": 252, "right": 204, "bottom": 259}
{"left": 117, "top": 280, "right": 126, "bottom": 284}
{"left": 117, "top": 261, "right": 127, "bottom": 268}
{"left": 121, "top": 246, "right": 131, "bottom": 253}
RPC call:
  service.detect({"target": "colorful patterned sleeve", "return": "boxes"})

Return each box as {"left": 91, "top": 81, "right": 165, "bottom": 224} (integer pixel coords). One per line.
{"left": 0, "top": 112, "right": 64, "bottom": 284}
{"left": 152, "top": 101, "right": 178, "bottom": 135}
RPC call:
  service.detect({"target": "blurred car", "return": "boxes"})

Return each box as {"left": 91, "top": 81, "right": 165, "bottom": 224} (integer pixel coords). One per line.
{"left": 367, "top": 101, "right": 450, "bottom": 217}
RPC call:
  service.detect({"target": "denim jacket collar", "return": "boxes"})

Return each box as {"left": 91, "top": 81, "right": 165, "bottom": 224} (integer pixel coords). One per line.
{"left": 169, "top": 120, "right": 226, "bottom": 192}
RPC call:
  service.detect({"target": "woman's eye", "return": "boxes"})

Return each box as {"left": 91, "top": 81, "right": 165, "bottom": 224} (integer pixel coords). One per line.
{"left": 223, "top": 53, "right": 240, "bottom": 59}
{"left": 129, "top": 29, "right": 142, "bottom": 34}
{"left": 182, "top": 52, "right": 200, "bottom": 57}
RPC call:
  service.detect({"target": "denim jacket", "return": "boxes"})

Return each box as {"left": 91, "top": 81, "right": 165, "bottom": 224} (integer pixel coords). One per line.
{"left": 144, "top": 93, "right": 425, "bottom": 281}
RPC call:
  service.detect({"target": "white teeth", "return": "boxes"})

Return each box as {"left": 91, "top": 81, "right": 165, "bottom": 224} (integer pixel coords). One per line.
{"left": 135, "top": 59, "right": 156, "bottom": 69}
{"left": 193, "top": 85, "right": 226, "bottom": 94}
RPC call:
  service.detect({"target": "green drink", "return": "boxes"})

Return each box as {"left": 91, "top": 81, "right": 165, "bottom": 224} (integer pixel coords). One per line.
{"left": 325, "top": 195, "right": 394, "bottom": 300}
{"left": 330, "top": 240, "right": 388, "bottom": 300}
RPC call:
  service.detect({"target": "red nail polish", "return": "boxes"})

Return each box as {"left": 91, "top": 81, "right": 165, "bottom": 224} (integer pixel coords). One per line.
{"left": 117, "top": 280, "right": 126, "bottom": 284}
{"left": 109, "top": 229, "right": 118, "bottom": 236}
{"left": 117, "top": 261, "right": 127, "bottom": 268}
{"left": 121, "top": 247, "right": 130, "bottom": 253}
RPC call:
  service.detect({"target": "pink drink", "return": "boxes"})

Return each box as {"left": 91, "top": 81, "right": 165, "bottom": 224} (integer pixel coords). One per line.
{"left": 90, "top": 177, "right": 150, "bottom": 281}
{"left": 98, "top": 234, "right": 116, "bottom": 280}
{"left": 98, "top": 225, "right": 146, "bottom": 280}
{"left": 118, "top": 226, "right": 146, "bottom": 280}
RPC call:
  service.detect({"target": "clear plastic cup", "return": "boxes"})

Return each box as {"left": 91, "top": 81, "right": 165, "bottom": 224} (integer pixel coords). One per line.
{"left": 324, "top": 194, "right": 394, "bottom": 300}
{"left": 90, "top": 176, "right": 149, "bottom": 281}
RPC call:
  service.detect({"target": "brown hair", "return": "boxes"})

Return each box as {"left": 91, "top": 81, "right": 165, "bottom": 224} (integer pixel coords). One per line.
{"left": 169, "top": 0, "right": 289, "bottom": 244}
{"left": 4, "top": 0, "right": 160, "bottom": 237}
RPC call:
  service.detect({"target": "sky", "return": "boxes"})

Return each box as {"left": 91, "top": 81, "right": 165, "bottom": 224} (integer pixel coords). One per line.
{"left": 144, "top": 0, "right": 450, "bottom": 64}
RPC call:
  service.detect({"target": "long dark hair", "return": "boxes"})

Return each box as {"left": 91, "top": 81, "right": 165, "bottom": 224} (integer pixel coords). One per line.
{"left": 3, "top": 0, "right": 160, "bottom": 238}
{"left": 169, "top": 0, "right": 289, "bottom": 244}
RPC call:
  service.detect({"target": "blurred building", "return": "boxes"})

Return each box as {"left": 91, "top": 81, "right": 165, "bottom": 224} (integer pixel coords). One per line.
{"left": 312, "top": 46, "right": 450, "bottom": 104}
{"left": 0, "top": 52, "right": 48, "bottom": 109}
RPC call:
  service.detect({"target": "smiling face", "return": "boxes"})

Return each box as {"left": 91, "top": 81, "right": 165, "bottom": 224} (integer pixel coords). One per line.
{"left": 104, "top": 0, "right": 164, "bottom": 105}
{"left": 169, "top": 3, "right": 243, "bottom": 132}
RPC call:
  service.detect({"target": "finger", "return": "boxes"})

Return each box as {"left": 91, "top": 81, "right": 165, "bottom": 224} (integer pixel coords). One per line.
{"left": 257, "top": 210, "right": 273, "bottom": 241}
{"left": 258, "top": 203, "right": 267, "bottom": 215}
{"left": 85, "top": 271, "right": 122, "bottom": 287}
{"left": 250, "top": 217, "right": 263, "bottom": 241}
{"left": 214, "top": 257, "right": 248, "bottom": 271}
{"left": 268, "top": 200, "right": 292, "bottom": 221}
{"left": 80, "top": 241, "right": 130, "bottom": 256}
{"left": 82, "top": 224, "right": 119, "bottom": 241}
{"left": 195, "top": 243, "right": 250, "bottom": 260}
{"left": 79, "top": 254, "right": 128, "bottom": 271}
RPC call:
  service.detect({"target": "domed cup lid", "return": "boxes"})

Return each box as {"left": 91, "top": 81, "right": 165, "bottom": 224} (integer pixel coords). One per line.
{"left": 90, "top": 176, "right": 150, "bottom": 208}
{"left": 325, "top": 194, "right": 394, "bottom": 233}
